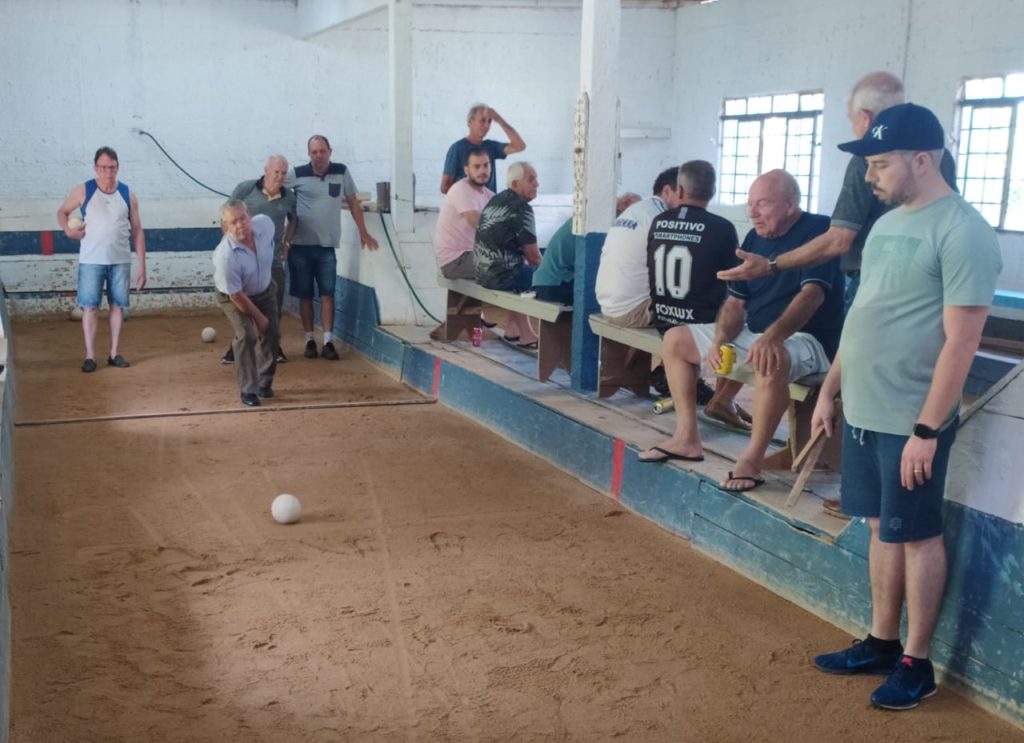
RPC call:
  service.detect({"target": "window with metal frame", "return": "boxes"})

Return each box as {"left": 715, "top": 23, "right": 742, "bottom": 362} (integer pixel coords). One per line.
{"left": 718, "top": 92, "right": 824, "bottom": 213}
{"left": 957, "top": 73, "right": 1024, "bottom": 230}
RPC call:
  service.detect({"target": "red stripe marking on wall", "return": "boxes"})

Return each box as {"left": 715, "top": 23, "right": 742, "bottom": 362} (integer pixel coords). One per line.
{"left": 610, "top": 438, "right": 625, "bottom": 500}
{"left": 432, "top": 356, "right": 442, "bottom": 397}
{"left": 40, "top": 231, "right": 54, "bottom": 256}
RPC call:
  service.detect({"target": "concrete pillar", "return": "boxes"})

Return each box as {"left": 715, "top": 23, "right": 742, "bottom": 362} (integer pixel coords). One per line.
{"left": 388, "top": 0, "right": 414, "bottom": 232}
{"left": 571, "top": 0, "right": 620, "bottom": 393}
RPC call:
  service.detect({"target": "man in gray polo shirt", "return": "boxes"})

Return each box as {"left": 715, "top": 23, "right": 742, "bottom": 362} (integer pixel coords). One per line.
{"left": 221, "top": 155, "right": 297, "bottom": 365}
{"left": 212, "top": 200, "right": 280, "bottom": 407}
{"left": 287, "top": 135, "right": 378, "bottom": 361}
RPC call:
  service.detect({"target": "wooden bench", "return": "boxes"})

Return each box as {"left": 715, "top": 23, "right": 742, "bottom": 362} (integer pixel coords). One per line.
{"left": 587, "top": 313, "right": 842, "bottom": 472}
{"left": 437, "top": 276, "right": 573, "bottom": 382}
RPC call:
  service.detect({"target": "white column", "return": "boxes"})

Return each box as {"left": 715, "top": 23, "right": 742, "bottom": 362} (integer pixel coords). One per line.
{"left": 388, "top": 0, "right": 414, "bottom": 232}
{"left": 576, "top": 0, "right": 620, "bottom": 235}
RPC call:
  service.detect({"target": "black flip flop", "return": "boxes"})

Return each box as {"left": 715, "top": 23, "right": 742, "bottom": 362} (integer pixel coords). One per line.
{"left": 639, "top": 446, "right": 705, "bottom": 464}
{"left": 721, "top": 471, "right": 766, "bottom": 492}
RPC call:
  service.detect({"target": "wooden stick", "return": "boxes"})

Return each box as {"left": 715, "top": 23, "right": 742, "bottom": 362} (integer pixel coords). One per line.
{"left": 786, "top": 433, "right": 827, "bottom": 508}
{"left": 792, "top": 426, "right": 827, "bottom": 472}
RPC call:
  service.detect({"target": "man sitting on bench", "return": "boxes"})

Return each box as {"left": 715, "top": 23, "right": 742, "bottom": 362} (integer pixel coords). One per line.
{"left": 703, "top": 170, "right": 843, "bottom": 491}
{"left": 639, "top": 160, "right": 739, "bottom": 464}
{"left": 474, "top": 161, "right": 542, "bottom": 349}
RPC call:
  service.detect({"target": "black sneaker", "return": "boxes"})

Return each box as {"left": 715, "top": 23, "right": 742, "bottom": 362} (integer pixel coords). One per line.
{"left": 107, "top": 354, "right": 130, "bottom": 368}
{"left": 814, "top": 638, "right": 903, "bottom": 675}
{"left": 650, "top": 365, "right": 670, "bottom": 397}
{"left": 82, "top": 358, "right": 97, "bottom": 373}
{"left": 871, "top": 656, "right": 937, "bottom": 710}
{"left": 304, "top": 340, "right": 318, "bottom": 359}
{"left": 258, "top": 386, "right": 274, "bottom": 399}
{"left": 240, "top": 393, "right": 261, "bottom": 407}
{"left": 221, "top": 347, "right": 234, "bottom": 364}
{"left": 321, "top": 341, "right": 339, "bottom": 360}
{"left": 696, "top": 377, "right": 716, "bottom": 406}
{"left": 275, "top": 348, "right": 287, "bottom": 363}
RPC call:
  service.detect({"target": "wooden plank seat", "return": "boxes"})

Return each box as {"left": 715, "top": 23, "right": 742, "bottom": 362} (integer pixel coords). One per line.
{"left": 437, "top": 276, "right": 573, "bottom": 382}
{"left": 587, "top": 313, "right": 842, "bottom": 472}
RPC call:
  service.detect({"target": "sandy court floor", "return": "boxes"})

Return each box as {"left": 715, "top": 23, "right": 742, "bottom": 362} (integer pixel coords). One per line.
{"left": 8, "top": 313, "right": 1023, "bottom": 742}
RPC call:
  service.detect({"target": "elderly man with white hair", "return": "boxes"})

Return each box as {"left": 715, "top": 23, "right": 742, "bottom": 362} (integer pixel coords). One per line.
{"left": 670, "top": 170, "right": 844, "bottom": 491}
{"left": 473, "top": 161, "right": 541, "bottom": 348}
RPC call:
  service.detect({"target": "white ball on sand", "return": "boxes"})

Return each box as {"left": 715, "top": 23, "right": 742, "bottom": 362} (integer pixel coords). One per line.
{"left": 70, "top": 306, "right": 83, "bottom": 321}
{"left": 67, "top": 215, "right": 84, "bottom": 230}
{"left": 271, "top": 494, "right": 302, "bottom": 524}
{"left": 201, "top": 326, "right": 217, "bottom": 343}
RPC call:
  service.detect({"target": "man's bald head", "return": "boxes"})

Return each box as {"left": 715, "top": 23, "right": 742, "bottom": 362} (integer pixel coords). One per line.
{"left": 747, "top": 169, "right": 801, "bottom": 239}
{"left": 263, "top": 155, "right": 289, "bottom": 192}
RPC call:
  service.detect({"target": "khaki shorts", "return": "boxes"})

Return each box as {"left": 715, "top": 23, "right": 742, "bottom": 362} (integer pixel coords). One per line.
{"left": 440, "top": 251, "right": 475, "bottom": 280}
{"left": 686, "top": 324, "right": 831, "bottom": 382}
{"left": 601, "top": 298, "right": 652, "bottom": 328}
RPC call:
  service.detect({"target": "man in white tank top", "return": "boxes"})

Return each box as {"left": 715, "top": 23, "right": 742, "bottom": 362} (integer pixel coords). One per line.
{"left": 57, "top": 147, "right": 147, "bottom": 372}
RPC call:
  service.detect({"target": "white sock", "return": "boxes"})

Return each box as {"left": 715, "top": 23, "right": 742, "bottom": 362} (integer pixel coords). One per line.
{"left": 305, "top": 332, "right": 314, "bottom": 343}
{"left": 323, "top": 331, "right": 333, "bottom": 345}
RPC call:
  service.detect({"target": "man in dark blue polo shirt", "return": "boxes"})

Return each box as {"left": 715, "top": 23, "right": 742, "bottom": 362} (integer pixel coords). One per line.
{"left": 697, "top": 170, "right": 843, "bottom": 492}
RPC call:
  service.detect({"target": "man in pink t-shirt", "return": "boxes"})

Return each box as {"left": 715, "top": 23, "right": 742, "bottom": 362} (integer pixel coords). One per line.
{"left": 434, "top": 147, "right": 495, "bottom": 279}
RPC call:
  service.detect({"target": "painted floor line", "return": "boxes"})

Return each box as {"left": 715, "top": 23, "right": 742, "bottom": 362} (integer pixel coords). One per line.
{"left": 14, "top": 397, "right": 437, "bottom": 427}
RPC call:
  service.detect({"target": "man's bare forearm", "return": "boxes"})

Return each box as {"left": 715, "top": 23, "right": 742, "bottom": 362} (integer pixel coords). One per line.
{"left": 776, "top": 226, "right": 856, "bottom": 273}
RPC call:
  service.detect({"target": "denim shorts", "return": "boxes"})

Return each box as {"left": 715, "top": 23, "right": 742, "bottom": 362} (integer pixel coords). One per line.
{"left": 77, "top": 262, "right": 130, "bottom": 309}
{"left": 840, "top": 421, "right": 956, "bottom": 543}
{"left": 287, "top": 244, "right": 337, "bottom": 299}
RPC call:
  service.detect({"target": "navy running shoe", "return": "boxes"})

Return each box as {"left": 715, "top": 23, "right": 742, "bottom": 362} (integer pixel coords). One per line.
{"left": 814, "top": 638, "right": 903, "bottom": 675}
{"left": 871, "top": 656, "right": 937, "bottom": 710}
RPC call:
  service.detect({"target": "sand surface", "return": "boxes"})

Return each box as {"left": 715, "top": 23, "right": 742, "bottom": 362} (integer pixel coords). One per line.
{"left": 8, "top": 313, "right": 1023, "bottom": 742}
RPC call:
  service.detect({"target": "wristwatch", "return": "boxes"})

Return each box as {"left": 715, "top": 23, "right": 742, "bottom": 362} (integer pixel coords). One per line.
{"left": 767, "top": 258, "right": 779, "bottom": 276}
{"left": 913, "top": 423, "right": 939, "bottom": 439}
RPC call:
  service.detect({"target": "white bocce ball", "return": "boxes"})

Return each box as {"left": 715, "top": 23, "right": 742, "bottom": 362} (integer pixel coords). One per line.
{"left": 67, "top": 215, "right": 85, "bottom": 230}
{"left": 70, "top": 306, "right": 84, "bottom": 321}
{"left": 271, "top": 494, "right": 302, "bottom": 524}
{"left": 201, "top": 326, "right": 217, "bottom": 343}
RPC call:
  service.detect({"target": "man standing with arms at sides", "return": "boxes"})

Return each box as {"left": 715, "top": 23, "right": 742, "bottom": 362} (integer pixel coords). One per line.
{"left": 57, "top": 146, "right": 146, "bottom": 373}
{"left": 440, "top": 104, "right": 526, "bottom": 195}
{"left": 718, "top": 70, "right": 958, "bottom": 514}
{"left": 212, "top": 201, "right": 280, "bottom": 407}
{"left": 811, "top": 104, "right": 1001, "bottom": 710}
{"left": 288, "top": 135, "right": 378, "bottom": 361}
{"left": 222, "top": 155, "right": 297, "bottom": 364}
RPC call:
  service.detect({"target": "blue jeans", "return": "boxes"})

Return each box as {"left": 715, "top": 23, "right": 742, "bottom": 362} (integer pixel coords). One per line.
{"left": 77, "top": 262, "right": 130, "bottom": 308}
{"left": 288, "top": 244, "right": 337, "bottom": 298}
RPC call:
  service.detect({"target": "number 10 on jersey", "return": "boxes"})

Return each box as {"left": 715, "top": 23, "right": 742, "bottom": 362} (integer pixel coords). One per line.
{"left": 653, "top": 244, "right": 694, "bottom": 299}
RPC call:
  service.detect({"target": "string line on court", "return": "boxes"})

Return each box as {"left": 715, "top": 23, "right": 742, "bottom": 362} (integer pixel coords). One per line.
{"left": 14, "top": 397, "right": 437, "bottom": 428}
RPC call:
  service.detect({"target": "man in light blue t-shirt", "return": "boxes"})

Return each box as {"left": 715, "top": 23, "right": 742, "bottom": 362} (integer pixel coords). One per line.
{"left": 810, "top": 104, "right": 1002, "bottom": 712}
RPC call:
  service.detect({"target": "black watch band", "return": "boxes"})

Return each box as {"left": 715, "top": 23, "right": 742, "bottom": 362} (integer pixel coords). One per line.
{"left": 768, "top": 258, "right": 779, "bottom": 275}
{"left": 913, "top": 423, "right": 940, "bottom": 439}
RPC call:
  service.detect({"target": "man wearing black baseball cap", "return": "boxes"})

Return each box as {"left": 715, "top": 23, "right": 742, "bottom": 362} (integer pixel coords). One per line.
{"left": 809, "top": 102, "right": 1003, "bottom": 710}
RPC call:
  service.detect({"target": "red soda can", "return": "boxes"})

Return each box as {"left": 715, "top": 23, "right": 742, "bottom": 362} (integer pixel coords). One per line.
{"left": 472, "top": 327, "right": 483, "bottom": 346}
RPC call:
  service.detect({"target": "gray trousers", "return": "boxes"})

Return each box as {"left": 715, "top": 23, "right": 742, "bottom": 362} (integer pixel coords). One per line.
{"left": 217, "top": 283, "right": 280, "bottom": 395}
